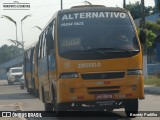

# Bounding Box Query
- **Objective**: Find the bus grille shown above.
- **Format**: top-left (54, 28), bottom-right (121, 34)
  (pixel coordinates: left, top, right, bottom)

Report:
top-left (81, 72), bottom-right (125, 80)
top-left (87, 86), bottom-right (120, 94)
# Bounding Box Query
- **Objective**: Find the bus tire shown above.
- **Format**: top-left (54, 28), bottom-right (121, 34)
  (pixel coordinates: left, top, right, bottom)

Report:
top-left (31, 89), bottom-right (34, 95)
top-left (54, 103), bottom-right (67, 117)
top-left (27, 88), bottom-right (29, 92)
top-left (28, 88), bottom-right (32, 94)
top-left (28, 89), bottom-right (31, 94)
top-left (20, 85), bottom-right (24, 89)
top-left (35, 89), bottom-right (39, 97)
top-left (7, 80), bottom-right (11, 85)
top-left (44, 102), bottom-right (54, 111)
top-left (10, 81), bottom-right (13, 85)
top-left (42, 88), bottom-right (54, 111)
top-left (32, 78), bottom-right (36, 96)
top-left (25, 78), bottom-right (28, 89)
top-left (124, 99), bottom-right (138, 118)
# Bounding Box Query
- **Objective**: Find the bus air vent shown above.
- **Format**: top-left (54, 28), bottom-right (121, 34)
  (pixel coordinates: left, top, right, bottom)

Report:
top-left (81, 72), bottom-right (125, 80)
top-left (87, 86), bottom-right (120, 94)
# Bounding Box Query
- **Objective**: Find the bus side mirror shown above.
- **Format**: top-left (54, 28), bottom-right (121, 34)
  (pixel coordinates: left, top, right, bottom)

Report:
top-left (139, 30), bottom-right (146, 44)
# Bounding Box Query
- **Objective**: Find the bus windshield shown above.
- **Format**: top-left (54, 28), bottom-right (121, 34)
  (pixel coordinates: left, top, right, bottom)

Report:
top-left (58, 12), bottom-right (139, 60)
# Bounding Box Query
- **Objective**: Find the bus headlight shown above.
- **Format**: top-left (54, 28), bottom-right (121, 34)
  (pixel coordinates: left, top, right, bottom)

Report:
top-left (60, 72), bottom-right (79, 79)
top-left (127, 69), bottom-right (142, 75)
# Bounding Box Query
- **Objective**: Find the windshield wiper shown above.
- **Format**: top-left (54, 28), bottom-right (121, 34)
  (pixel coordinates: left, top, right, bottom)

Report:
top-left (61, 49), bottom-right (107, 55)
top-left (61, 49), bottom-right (84, 54)
top-left (87, 47), bottom-right (132, 53)
top-left (84, 49), bottom-right (109, 55)
top-left (60, 47), bottom-right (134, 55)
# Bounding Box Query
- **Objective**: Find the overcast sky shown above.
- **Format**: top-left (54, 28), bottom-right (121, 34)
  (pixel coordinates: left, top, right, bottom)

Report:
top-left (0, 0), bottom-right (155, 48)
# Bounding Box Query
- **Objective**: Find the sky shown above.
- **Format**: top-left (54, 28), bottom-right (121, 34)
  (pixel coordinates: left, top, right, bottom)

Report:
top-left (0, 0), bottom-right (155, 48)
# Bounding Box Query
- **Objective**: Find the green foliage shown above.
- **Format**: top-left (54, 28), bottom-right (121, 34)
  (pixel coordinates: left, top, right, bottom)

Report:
top-left (137, 20), bottom-right (160, 48)
top-left (146, 21), bottom-right (160, 31)
top-left (0, 45), bottom-right (23, 65)
top-left (137, 26), bottom-right (156, 48)
top-left (136, 27), bottom-right (155, 48)
top-left (126, 0), bottom-right (159, 49)
top-left (156, 19), bottom-right (160, 25)
top-left (145, 21), bottom-right (160, 48)
top-left (145, 30), bottom-right (156, 48)
top-left (126, 1), bottom-right (152, 19)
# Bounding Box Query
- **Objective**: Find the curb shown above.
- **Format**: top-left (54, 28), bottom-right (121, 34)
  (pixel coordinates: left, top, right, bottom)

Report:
top-left (144, 85), bottom-right (160, 95)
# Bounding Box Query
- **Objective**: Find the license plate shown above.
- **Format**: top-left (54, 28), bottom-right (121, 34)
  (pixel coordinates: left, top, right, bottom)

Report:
top-left (96, 94), bottom-right (112, 100)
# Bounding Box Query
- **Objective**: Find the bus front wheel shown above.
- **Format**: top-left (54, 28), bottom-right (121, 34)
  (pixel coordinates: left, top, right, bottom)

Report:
top-left (124, 99), bottom-right (138, 118)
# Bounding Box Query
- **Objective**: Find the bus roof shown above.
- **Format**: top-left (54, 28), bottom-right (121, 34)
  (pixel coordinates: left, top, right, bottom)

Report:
top-left (58, 5), bottom-right (128, 14)
top-left (24, 41), bottom-right (37, 51)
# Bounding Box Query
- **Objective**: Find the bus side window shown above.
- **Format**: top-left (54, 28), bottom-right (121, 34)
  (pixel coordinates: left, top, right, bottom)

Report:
top-left (46, 20), bottom-right (56, 70)
top-left (38, 35), bottom-right (43, 60)
top-left (42, 31), bottom-right (47, 57)
top-left (35, 44), bottom-right (39, 65)
top-left (52, 20), bottom-right (55, 49)
top-left (46, 20), bottom-right (54, 51)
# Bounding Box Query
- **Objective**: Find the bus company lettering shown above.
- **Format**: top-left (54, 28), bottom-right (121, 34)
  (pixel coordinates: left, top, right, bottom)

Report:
top-left (62, 12), bottom-right (126, 21)
top-left (78, 62), bottom-right (101, 68)
top-left (61, 21), bottom-right (84, 27)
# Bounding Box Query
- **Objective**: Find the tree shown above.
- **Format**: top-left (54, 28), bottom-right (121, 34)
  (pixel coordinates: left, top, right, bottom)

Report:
top-left (137, 21), bottom-right (157, 48)
top-left (0, 45), bottom-right (23, 65)
top-left (145, 29), bottom-right (156, 48)
top-left (126, 2), bottom-right (152, 19)
top-left (145, 21), bottom-right (160, 31)
top-left (156, 19), bottom-right (160, 26)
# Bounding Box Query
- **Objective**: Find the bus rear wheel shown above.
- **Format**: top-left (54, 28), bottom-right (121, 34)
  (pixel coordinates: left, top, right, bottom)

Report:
top-left (124, 99), bottom-right (138, 118)
top-left (20, 85), bottom-right (24, 89)
top-left (54, 103), bottom-right (68, 117)
top-left (7, 80), bottom-right (11, 85)
top-left (42, 89), bottom-right (54, 111)
top-left (44, 102), bottom-right (54, 111)
top-left (34, 89), bottom-right (39, 97)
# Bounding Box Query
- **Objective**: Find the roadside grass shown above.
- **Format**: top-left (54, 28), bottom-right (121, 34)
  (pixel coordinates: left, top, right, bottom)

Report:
top-left (144, 75), bottom-right (160, 86)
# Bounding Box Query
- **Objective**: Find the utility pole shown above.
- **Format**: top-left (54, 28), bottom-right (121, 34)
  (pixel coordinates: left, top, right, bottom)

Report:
top-left (141, 0), bottom-right (145, 30)
top-left (61, 0), bottom-right (63, 10)
top-left (123, 0), bottom-right (126, 8)
top-left (141, 0), bottom-right (148, 78)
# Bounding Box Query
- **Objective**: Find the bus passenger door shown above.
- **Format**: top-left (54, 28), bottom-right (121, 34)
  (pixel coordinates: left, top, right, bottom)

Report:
top-left (46, 20), bottom-right (56, 101)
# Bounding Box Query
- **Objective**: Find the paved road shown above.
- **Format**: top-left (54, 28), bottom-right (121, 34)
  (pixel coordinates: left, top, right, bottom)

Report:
top-left (0, 80), bottom-right (159, 120)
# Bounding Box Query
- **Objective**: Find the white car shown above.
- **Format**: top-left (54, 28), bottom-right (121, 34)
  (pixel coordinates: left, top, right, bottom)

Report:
top-left (7, 67), bottom-right (23, 85)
